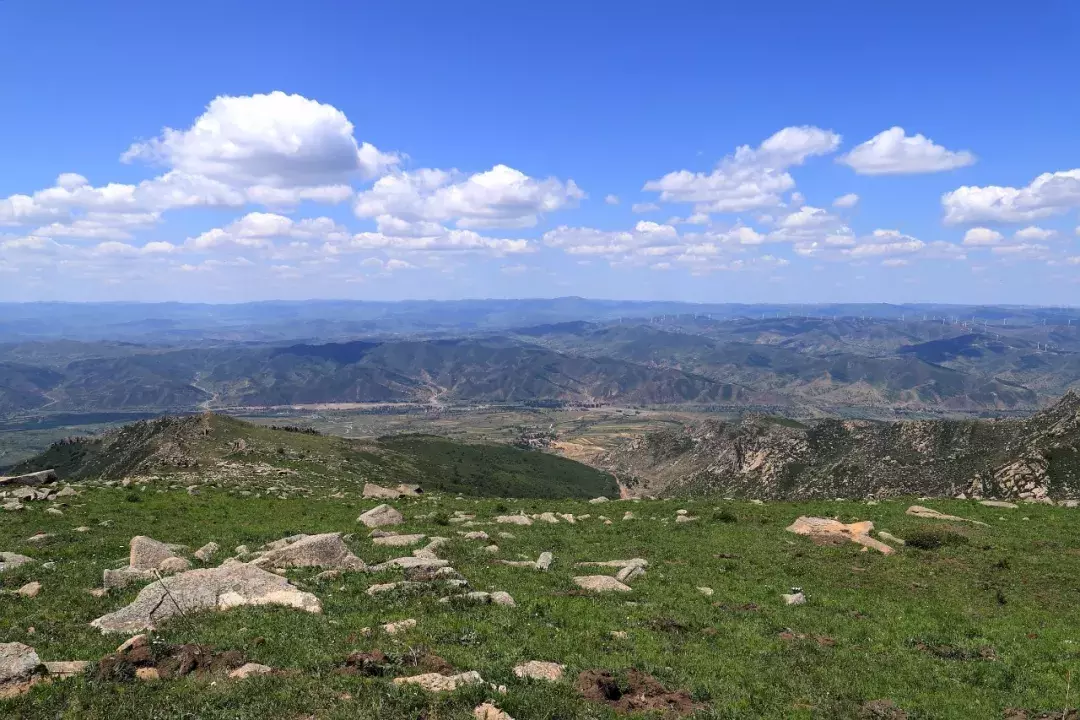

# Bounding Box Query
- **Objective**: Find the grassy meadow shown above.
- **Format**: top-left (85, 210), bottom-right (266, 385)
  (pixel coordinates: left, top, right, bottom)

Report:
top-left (1, 487), bottom-right (1079, 719)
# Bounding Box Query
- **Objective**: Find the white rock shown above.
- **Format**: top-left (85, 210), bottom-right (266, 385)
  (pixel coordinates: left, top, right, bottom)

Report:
top-left (358, 504), bottom-right (404, 528)
top-left (573, 576), bottom-right (631, 593)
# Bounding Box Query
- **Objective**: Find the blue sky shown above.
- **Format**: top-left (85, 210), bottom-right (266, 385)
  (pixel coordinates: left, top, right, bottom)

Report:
top-left (1, 1), bottom-right (1078, 304)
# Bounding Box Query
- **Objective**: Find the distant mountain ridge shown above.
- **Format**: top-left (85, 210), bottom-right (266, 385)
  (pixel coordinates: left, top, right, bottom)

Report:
top-left (601, 391), bottom-right (1080, 500)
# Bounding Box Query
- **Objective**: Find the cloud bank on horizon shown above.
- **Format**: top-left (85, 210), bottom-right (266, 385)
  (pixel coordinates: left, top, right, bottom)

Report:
top-left (1, 91), bottom-right (1078, 302)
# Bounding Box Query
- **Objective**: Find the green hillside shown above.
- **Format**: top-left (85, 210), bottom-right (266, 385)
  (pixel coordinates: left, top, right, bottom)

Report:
top-left (12, 413), bottom-right (618, 499)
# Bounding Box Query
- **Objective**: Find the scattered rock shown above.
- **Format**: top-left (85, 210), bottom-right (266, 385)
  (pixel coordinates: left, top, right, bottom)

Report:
top-left (697, 587), bottom-right (714, 596)
top-left (117, 634), bottom-right (148, 654)
top-left (136, 667), bottom-right (160, 681)
top-left (483, 544), bottom-right (499, 554)
top-left (782, 589), bottom-right (806, 606)
top-left (373, 533), bottom-right (426, 547)
top-left (193, 542), bottom-right (220, 562)
top-left (16, 582), bottom-right (41, 598)
top-left (363, 483), bottom-right (401, 499)
top-left (45, 507), bottom-right (63, 516)
top-left (537, 512), bottom-right (559, 524)
top-left (229, 662), bottom-right (272, 679)
top-left (513, 660), bottom-right (564, 682)
top-left (588, 497), bottom-right (609, 504)
top-left (495, 515), bottom-right (533, 526)
top-left (0, 470), bottom-right (57, 487)
top-left (44, 661), bottom-right (89, 678)
top-left (393, 670), bottom-right (483, 692)
top-left (623, 511), bottom-right (635, 520)
top-left (0, 553), bottom-right (33, 573)
top-left (252, 533), bottom-right (366, 571)
top-left (461, 531), bottom-right (490, 541)
top-left (370, 556), bottom-right (450, 572)
top-left (130, 536), bottom-right (183, 571)
top-left (383, 619), bottom-right (417, 634)
top-left (877, 531), bottom-right (906, 546)
top-left (979, 500), bottom-right (1019, 509)
top-left (859, 698), bottom-right (909, 719)
top-left (615, 565), bottom-right (645, 583)
top-left (906, 505), bottom-right (987, 525)
top-left (675, 515), bottom-right (696, 523)
top-left (573, 576), bottom-right (632, 593)
top-left (786, 516), bottom-right (895, 554)
top-left (474, 703), bottom-right (515, 720)
top-left (610, 631), bottom-right (628, 640)
top-left (90, 561), bottom-right (321, 633)
top-left (158, 557), bottom-right (192, 574)
top-left (234, 545), bottom-right (250, 557)
top-left (103, 567), bottom-right (157, 590)
top-left (535, 552), bottom-right (553, 571)
top-left (491, 591), bottom-right (516, 606)
top-left (358, 504), bottom-right (404, 528)
top-left (575, 558), bottom-right (648, 569)
top-left (0, 643), bottom-right (41, 686)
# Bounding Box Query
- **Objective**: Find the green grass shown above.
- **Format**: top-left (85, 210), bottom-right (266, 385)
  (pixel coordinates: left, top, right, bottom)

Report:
top-left (1, 488), bottom-right (1079, 718)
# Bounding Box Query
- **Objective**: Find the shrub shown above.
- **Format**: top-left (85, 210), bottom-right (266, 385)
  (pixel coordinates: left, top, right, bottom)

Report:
top-left (712, 509), bottom-right (738, 524)
top-left (432, 511), bottom-right (451, 526)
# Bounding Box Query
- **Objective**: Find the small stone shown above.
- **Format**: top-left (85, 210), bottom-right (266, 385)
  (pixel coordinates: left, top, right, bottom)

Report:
top-left (45, 507), bottom-right (63, 516)
top-left (588, 496), bottom-right (609, 504)
top-left (513, 660), bottom-right (564, 682)
top-left (158, 557), bottom-right (191, 574)
top-left (877, 531), bottom-right (906, 546)
top-left (490, 591), bottom-right (515, 606)
top-left (676, 509), bottom-right (688, 515)
top-left (383, 618), bottom-right (417, 635)
top-left (610, 630), bottom-right (628, 640)
top-left (573, 576), bottom-right (631, 593)
top-left (89, 588), bottom-right (108, 598)
top-left (474, 703), bottom-right (515, 720)
top-left (393, 670), bottom-right (484, 693)
top-left (44, 661), bottom-right (89, 678)
top-left (116, 634), bottom-right (149, 654)
top-left (697, 586), bottom-right (714, 596)
top-left (783, 590), bottom-right (806, 606)
top-left (979, 500), bottom-right (1019, 509)
top-left (358, 504), bottom-right (404, 528)
top-left (615, 565), bottom-right (645, 583)
top-left (229, 662), bottom-right (272, 679)
top-left (0, 642), bottom-right (41, 685)
top-left (193, 542), bottom-right (220, 562)
top-left (373, 533), bottom-right (426, 547)
top-left (135, 667), bottom-right (160, 681)
top-left (622, 511), bottom-right (635, 520)
top-left (535, 552), bottom-right (553, 571)
top-left (461, 531), bottom-right (490, 541)
top-left (495, 515), bottom-right (532, 526)
top-left (16, 582), bottom-right (41, 598)
top-left (483, 544), bottom-right (499, 554)
top-left (537, 512), bottom-right (559, 524)
top-left (234, 545), bottom-right (250, 556)
top-left (0, 553), bottom-right (34, 573)
top-left (675, 515), bottom-right (696, 523)
top-left (74, 526), bottom-right (90, 533)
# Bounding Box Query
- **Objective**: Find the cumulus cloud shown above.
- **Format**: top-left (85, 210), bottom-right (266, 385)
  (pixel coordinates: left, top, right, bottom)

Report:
top-left (122, 91), bottom-right (398, 187)
top-left (353, 164), bottom-right (583, 230)
top-left (187, 212), bottom-right (351, 250)
top-left (631, 202), bottom-right (660, 213)
top-left (839, 127), bottom-right (975, 175)
top-left (643, 126), bottom-right (840, 214)
top-left (1014, 226), bottom-right (1054, 241)
top-left (604, 194), bottom-right (620, 205)
top-left (962, 227), bottom-right (1004, 246)
top-left (832, 193), bottom-right (859, 208)
top-left (338, 228), bottom-right (530, 255)
top-left (942, 169), bottom-right (1080, 224)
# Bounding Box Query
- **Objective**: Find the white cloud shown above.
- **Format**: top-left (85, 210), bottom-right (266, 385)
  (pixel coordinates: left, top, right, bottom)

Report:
top-left (354, 164), bottom-right (583, 230)
top-left (942, 169), bottom-right (1080, 224)
top-left (385, 258), bottom-right (414, 271)
top-left (340, 228), bottom-right (530, 255)
top-left (832, 193), bottom-right (859, 208)
top-left (34, 212), bottom-right (161, 241)
top-left (631, 202), bottom-right (660, 213)
top-left (962, 227), bottom-right (1004, 246)
top-left (122, 91), bottom-right (398, 187)
top-left (604, 194), bottom-right (620, 205)
top-left (500, 264), bottom-right (528, 275)
top-left (92, 240), bottom-right (178, 256)
top-left (188, 212), bottom-right (350, 250)
top-left (990, 243), bottom-right (1050, 259)
top-left (882, 258), bottom-right (909, 267)
top-left (643, 126), bottom-right (840, 213)
top-left (1014, 226), bottom-right (1054, 242)
top-left (839, 127), bottom-right (975, 175)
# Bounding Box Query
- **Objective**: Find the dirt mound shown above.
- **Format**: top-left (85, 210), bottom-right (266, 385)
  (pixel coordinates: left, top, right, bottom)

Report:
top-left (95, 642), bottom-right (244, 682)
top-left (338, 650), bottom-right (390, 677)
top-left (859, 699), bottom-right (908, 719)
top-left (337, 648), bottom-right (452, 678)
top-left (576, 669), bottom-right (700, 716)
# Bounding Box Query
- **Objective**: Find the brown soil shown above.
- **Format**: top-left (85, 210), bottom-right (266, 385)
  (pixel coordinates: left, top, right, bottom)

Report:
top-left (859, 699), bottom-right (909, 719)
top-left (778, 631), bottom-right (836, 647)
top-left (399, 648), bottom-right (453, 675)
top-left (95, 642), bottom-right (244, 682)
top-left (338, 650), bottom-right (390, 677)
top-left (576, 669), bottom-right (701, 717)
top-left (912, 641), bottom-right (997, 661)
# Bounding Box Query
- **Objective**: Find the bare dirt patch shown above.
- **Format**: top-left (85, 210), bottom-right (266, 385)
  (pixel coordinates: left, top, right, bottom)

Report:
top-left (576, 669), bottom-right (701, 716)
top-left (95, 643), bottom-right (245, 682)
top-left (859, 699), bottom-right (909, 719)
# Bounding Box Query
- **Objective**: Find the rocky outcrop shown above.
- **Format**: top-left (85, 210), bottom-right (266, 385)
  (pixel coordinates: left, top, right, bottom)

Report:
top-left (249, 533), bottom-right (365, 571)
top-left (90, 560), bottom-right (321, 633)
top-left (358, 504), bottom-right (403, 528)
